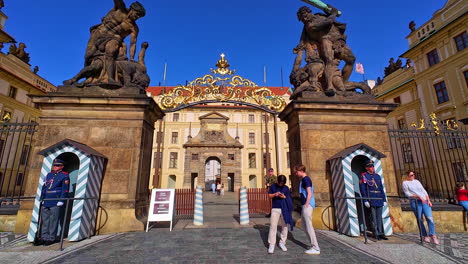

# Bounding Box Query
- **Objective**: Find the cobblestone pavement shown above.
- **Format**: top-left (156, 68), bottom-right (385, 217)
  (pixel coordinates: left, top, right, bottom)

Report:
top-left (45, 227), bottom-right (386, 264)
top-left (394, 232), bottom-right (468, 263)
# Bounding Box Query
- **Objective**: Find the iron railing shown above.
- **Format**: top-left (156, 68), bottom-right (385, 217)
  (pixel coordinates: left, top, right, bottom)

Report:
top-left (388, 124), bottom-right (468, 202)
top-left (0, 122), bottom-right (38, 207)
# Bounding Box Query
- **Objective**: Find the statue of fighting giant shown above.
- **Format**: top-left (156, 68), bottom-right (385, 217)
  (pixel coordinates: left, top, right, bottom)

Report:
top-left (291, 1), bottom-right (371, 99)
top-left (63, 0), bottom-right (150, 93)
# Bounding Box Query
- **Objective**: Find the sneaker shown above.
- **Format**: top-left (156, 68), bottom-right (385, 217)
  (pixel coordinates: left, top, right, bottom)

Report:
top-left (423, 236), bottom-right (431, 243)
top-left (268, 244), bottom-right (275, 254)
top-left (278, 242), bottom-right (287, 252)
top-left (431, 235), bottom-right (439, 245)
top-left (305, 248), bottom-right (320, 255)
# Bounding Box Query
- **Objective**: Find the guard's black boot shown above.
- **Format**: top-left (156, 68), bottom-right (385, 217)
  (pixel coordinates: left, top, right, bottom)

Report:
top-left (380, 235), bottom-right (388, 240)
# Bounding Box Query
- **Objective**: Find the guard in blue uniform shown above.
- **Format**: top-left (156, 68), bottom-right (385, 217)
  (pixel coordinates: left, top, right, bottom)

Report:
top-left (38, 159), bottom-right (70, 246)
top-left (359, 160), bottom-right (388, 240)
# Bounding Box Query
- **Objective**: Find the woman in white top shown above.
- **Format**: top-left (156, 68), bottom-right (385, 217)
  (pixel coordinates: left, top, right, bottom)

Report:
top-left (402, 170), bottom-right (439, 245)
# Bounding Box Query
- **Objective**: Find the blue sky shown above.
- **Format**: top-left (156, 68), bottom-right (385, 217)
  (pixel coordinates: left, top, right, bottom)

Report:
top-left (3, 0), bottom-right (445, 87)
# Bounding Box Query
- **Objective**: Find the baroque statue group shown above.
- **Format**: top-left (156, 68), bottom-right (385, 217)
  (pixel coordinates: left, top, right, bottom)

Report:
top-left (58, 0), bottom-right (372, 100)
top-left (290, 4), bottom-right (371, 99)
top-left (61, 0), bottom-right (150, 94)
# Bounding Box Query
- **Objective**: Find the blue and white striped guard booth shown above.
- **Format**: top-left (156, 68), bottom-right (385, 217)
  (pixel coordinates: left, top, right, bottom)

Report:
top-left (327, 143), bottom-right (393, 237)
top-left (27, 139), bottom-right (107, 242)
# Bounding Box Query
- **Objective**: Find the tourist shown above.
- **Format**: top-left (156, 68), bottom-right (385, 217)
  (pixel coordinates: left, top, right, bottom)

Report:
top-left (294, 165), bottom-right (320, 255)
top-left (216, 182), bottom-right (222, 196)
top-left (265, 168), bottom-right (277, 218)
top-left (211, 182), bottom-right (216, 194)
top-left (359, 160), bottom-right (388, 240)
top-left (220, 183), bottom-right (225, 196)
top-left (267, 175), bottom-right (294, 254)
top-left (456, 183), bottom-right (468, 215)
top-left (402, 170), bottom-right (439, 245)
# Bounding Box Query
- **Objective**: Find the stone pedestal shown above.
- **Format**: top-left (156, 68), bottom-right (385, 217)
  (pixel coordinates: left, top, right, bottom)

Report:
top-left (279, 98), bottom-right (401, 230)
top-left (15, 94), bottom-right (163, 234)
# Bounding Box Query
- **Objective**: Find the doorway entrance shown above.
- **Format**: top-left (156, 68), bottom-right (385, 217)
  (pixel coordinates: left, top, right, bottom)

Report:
top-left (351, 155), bottom-right (370, 233)
top-left (205, 157), bottom-right (221, 191)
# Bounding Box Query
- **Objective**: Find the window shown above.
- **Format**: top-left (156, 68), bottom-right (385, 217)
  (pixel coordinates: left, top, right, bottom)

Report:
top-left (401, 143), bottom-right (413, 163)
top-left (397, 118), bottom-right (407, 130)
top-left (248, 114), bottom-right (255, 123)
top-left (393, 96), bottom-right (401, 104)
top-left (173, 113), bottom-right (179, 122)
top-left (287, 152), bottom-right (290, 168)
top-left (192, 153), bottom-right (199, 161)
top-left (464, 70), bottom-right (468, 87)
top-left (452, 162), bottom-right (467, 182)
top-left (171, 132), bottom-right (178, 144)
top-left (426, 49), bottom-right (439, 66)
top-left (454, 31), bottom-right (467, 52)
top-left (263, 153), bottom-right (268, 168)
top-left (248, 153), bottom-right (256, 168)
top-left (228, 154), bottom-right (234, 160)
top-left (20, 145), bottom-right (29, 165)
top-left (434, 81), bottom-right (449, 104)
top-left (8, 86), bottom-right (17, 99)
top-left (0, 139), bottom-right (5, 155)
top-left (169, 152), bottom-right (178, 168)
top-left (153, 152), bottom-right (162, 168)
top-left (15, 173), bottom-right (24, 186)
top-left (249, 133), bottom-right (255, 144)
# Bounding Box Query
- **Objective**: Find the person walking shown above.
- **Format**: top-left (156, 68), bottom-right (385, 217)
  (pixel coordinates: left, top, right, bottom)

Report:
top-left (267, 175), bottom-right (294, 254)
top-left (294, 165), bottom-right (320, 255)
top-left (402, 170), bottom-right (439, 245)
top-left (211, 182), bottom-right (216, 194)
top-left (359, 160), bottom-right (388, 240)
top-left (216, 182), bottom-right (222, 196)
top-left (220, 183), bottom-right (225, 196)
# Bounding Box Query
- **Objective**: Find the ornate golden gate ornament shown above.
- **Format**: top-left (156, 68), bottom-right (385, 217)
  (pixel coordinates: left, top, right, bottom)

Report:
top-left (410, 112), bottom-right (459, 135)
top-left (154, 54), bottom-right (287, 113)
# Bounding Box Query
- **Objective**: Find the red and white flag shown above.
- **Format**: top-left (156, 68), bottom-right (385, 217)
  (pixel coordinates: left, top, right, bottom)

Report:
top-left (355, 63), bottom-right (365, 74)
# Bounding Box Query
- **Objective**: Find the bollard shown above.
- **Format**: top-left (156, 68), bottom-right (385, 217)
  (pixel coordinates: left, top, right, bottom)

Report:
top-left (193, 186), bottom-right (204, 226)
top-left (239, 186), bottom-right (250, 225)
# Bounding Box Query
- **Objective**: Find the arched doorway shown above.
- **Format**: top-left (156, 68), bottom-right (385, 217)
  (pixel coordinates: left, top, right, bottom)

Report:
top-left (351, 155), bottom-right (371, 233)
top-left (205, 157), bottom-right (221, 191)
top-left (54, 152), bottom-right (80, 238)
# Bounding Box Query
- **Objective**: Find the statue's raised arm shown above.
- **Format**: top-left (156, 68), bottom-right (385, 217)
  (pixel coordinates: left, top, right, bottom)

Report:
top-left (300, 0), bottom-right (341, 16)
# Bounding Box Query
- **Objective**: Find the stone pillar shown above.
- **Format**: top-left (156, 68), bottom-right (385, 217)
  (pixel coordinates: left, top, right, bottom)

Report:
top-left (279, 99), bottom-right (401, 230)
top-left (15, 94), bottom-right (163, 234)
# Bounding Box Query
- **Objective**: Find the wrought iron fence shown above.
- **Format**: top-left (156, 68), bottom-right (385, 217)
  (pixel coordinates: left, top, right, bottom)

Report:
top-left (0, 122), bottom-right (38, 207)
top-left (246, 188), bottom-right (271, 214)
top-left (388, 121), bottom-right (468, 202)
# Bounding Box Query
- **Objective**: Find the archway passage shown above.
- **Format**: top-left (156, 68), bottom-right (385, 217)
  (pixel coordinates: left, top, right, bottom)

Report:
top-left (205, 157), bottom-right (221, 191)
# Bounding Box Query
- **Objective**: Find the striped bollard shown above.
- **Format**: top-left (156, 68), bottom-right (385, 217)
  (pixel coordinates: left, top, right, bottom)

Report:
top-left (193, 186), bottom-right (204, 226)
top-left (239, 186), bottom-right (250, 225)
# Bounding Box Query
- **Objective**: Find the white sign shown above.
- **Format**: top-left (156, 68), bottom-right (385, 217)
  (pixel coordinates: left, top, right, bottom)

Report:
top-left (146, 188), bottom-right (175, 232)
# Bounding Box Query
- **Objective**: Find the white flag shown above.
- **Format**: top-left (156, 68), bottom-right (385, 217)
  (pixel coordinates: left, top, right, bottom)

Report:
top-left (355, 63), bottom-right (364, 74)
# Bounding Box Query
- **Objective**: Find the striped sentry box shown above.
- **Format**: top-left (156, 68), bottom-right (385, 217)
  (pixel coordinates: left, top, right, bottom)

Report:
top-left (27, 141), bottom-right (106, 242)
top-left (193, 186), bottom-right (204, 226)
top-left (239, 186), bottom-right (249, 225)
top-left (342, 149), bottom-right (393, 236)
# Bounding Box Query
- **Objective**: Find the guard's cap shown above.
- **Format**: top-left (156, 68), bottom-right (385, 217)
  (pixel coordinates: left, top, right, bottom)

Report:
top-left (365, 160), bottom-right (374, 167)
top-left (268, 168), bottom-right (274, 171)
top-left (53, 159), bottom-right (64, 166)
